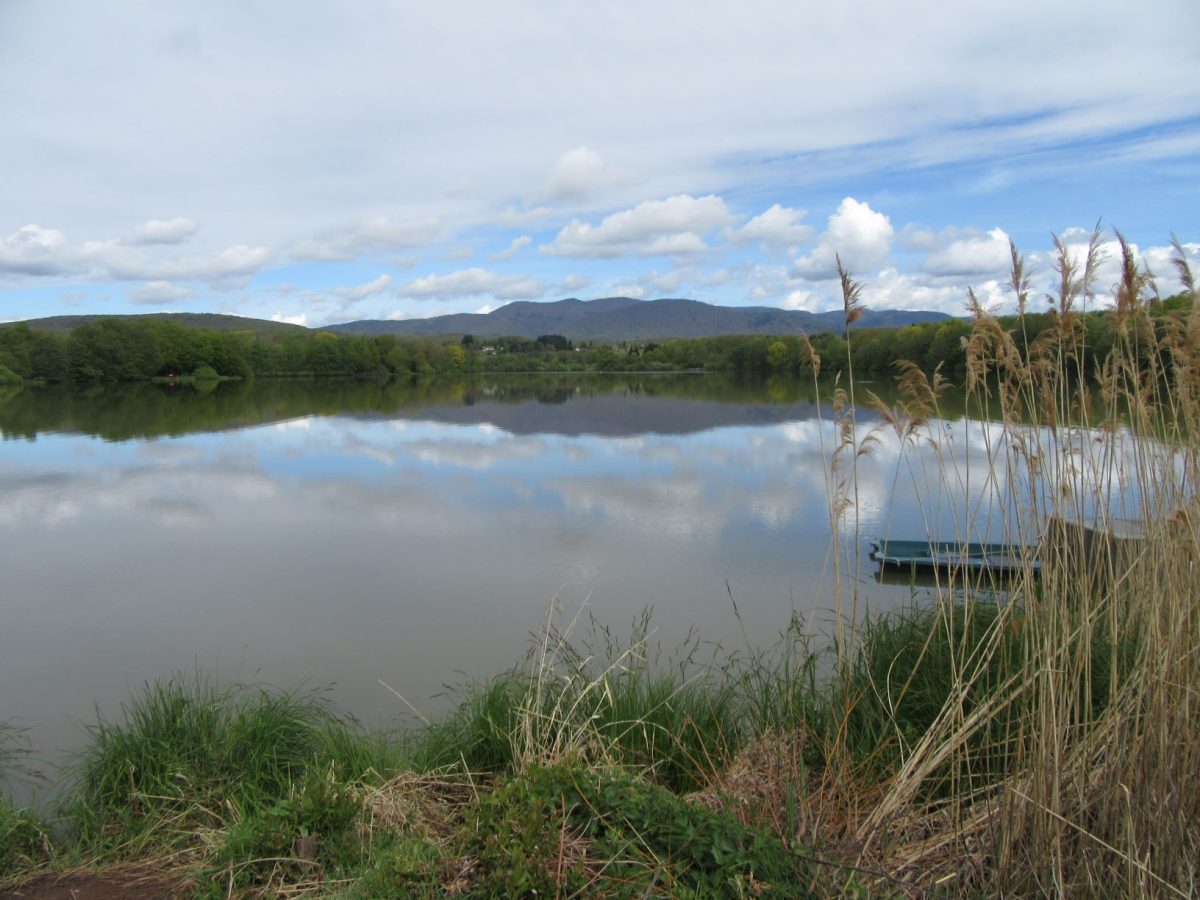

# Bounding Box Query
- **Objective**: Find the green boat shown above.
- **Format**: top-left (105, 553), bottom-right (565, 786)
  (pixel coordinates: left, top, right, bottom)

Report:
top-left (869, 538), bottom-right (1040, 574)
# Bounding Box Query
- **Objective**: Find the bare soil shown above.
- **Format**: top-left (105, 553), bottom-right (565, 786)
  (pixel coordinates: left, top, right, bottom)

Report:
top-left (0, 871), bottom-right (189, 900)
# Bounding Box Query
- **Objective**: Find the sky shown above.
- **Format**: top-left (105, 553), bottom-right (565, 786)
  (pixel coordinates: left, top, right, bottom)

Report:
top-left (1, 1), bottom-right (1198, 328)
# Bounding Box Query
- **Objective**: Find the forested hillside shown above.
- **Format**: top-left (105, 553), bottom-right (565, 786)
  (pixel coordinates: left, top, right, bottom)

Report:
top-left (0, 294), bottom-right (1191, 385)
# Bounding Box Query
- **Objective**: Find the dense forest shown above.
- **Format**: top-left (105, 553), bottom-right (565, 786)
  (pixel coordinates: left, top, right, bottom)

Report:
top-left (0, 293), bottom-right (1191, 386)
top-left (0, 318), bottom-right (474, 383)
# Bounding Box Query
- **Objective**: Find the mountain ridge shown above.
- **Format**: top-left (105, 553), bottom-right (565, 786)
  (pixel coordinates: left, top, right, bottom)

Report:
top-left (6, 297), bottom-right (952, 341)
top-left (327, 296), bottom-right (951, 341)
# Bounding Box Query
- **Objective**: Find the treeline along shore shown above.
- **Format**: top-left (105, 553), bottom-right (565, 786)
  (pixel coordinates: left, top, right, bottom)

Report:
top-left (0, 289), bottom-right (1194, 386)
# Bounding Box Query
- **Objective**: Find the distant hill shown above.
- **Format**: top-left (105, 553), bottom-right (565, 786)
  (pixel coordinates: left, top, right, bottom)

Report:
top-left (327, 297), bottom-right (951, 341)
top-left (7, 299), bottom-right (952, 343)
top-left (13, 312), bottom-right (309, 336)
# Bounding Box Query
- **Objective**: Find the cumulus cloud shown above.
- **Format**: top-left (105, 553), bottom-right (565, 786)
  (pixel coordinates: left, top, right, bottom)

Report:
top-left (1025, 230), bottom-right (1200, 309)
top-left (792, 198), bottom-right (894, 279)
top-left (272, 311), bottom-right (309, 327)
top-left (127, 217), bottom-right (200, 245)
top-left (640, 269), bottom-right (684, 295)
top-left (731, 204), bottom-right (813, 248)
top-left (94, 243), bottom-right (271, 281)
top-left (541, 147), bottom-right (622, 203)
top-left (336, 273), bottom-right (392, 302)
top-left (921, 227), bottom-right (1012, 277)
top-left (497, 206), bottom-right (552, 228)
top-left (603, 283), bottom-right (646, 299)
top-left (0, 225), bottom-right (69, 276)
top-left (1143, 240), bottom-right (1200, 295)
top-left (489, 235), bottom-right (531, 261)
top-left (542, 194), bottom-right (734, 258)
top-left (292, 217), bottom-right (441, 262)
top-left (561, 273), bottom-right (590, 293)
top-left (129, 281), bottom-right (196, 305)
top-left (399, 267), bottom-right (543, 301)
top-left (863, 267), bottom-right (1005, 314)
top-left (0, 223), bottom-right (269, 282)
top-left (780, 290), bottom-right (817, 311)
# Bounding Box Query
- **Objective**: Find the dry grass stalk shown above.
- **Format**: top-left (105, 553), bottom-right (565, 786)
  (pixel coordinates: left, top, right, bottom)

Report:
top-left (356, 770), bottom-right (474, 847)
top-left (822, 231), bottom-right (1199, 895)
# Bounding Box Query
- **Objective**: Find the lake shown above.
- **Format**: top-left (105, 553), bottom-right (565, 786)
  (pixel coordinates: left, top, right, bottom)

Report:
top-left (0, 374), bottom-right (1050, 791)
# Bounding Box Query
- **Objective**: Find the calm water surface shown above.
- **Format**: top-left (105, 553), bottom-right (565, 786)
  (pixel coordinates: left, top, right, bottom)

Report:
top-left (0, 375), bottom-right (1045, 787)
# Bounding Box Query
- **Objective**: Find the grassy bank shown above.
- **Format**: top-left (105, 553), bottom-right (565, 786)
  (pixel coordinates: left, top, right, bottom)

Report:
top-left (0, 589), bottom-right (1173, 897)
top-left (2, 233), bottom-right (1197, 897)
top-left (0, 603), bottom-right (1033, 897)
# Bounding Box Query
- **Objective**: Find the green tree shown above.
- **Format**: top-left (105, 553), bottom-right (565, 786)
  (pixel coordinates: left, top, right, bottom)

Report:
top-left (766, 340), bottom-right (793, 370)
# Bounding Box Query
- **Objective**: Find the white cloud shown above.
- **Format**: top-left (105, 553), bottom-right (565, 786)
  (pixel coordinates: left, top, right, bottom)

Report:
top-left (271, 311), bottom-right (309, 327)
top-left (336, 273), bottom-right (392, 302)
top-left (862, 267), bottom-right (1004, 314)
top-left (792, 198), bottom-right (894, 279)
top-left (127, 217), bottom-right (199, 245)
top-left (561, 273), bottom-right (590, 293)
top-left (292, 217), bottom-right (440, 262)
top-left (400, 267), bottom-right (543, 301)
top-left (0, 225), bottom-right (69, 276)
top-left (497, 206), bottom-right (552, 228)
top-left (541, 147), bottom-right (622, 203)
top-left (1028, 231), bottom-right (1200, 308)
top-left (780, 290), bottom-right (817, 311)
top-left (0, 223), bottom-right (269, 282)
top-left (602, 283), bottom-right (646, 299)
top-left (732, 204), bottom-right (813, 248)
top-left (644, 271), bottom-right (681, 295)
top-left (129, 281), bottom-right (196, 305)
top-left (922, 227), bottom-right (1012, 277)
top-left (489, 235), bottom-right (531, 261)
top-left (87, 242), bottom-right (271, 281)
top-left (1143, 240), bottom-right (1200, 296)
top-left (541, 194), bottom-right (734, 258)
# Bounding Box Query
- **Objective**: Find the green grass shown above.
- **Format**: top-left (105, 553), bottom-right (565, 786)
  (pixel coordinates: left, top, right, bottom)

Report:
top-left (0, 587), bottom-right (1174, 895)
top-left (467, 762), bottom-right (825, 897)
top-left (0, 723), bottom-right (53, 877)
top-left (66, 676), bottom-right (390, 859)
top-left (0, 796), bottom-right (52, 877)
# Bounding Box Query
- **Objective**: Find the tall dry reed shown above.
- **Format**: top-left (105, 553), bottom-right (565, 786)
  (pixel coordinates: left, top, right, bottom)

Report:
top-left (823, 233), bottom-right (1199, 895)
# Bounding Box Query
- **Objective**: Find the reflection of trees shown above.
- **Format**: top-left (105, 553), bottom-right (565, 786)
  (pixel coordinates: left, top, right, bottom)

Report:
top-left (0, 374), bottom-right (990, 443)
top-left (534, 386), bottom-right (572, 405)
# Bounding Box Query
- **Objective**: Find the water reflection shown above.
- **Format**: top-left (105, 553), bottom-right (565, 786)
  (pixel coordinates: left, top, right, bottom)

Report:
top-left (0, 375), bottom-right (834, 442)
top-left (0, 375), bottom-right (1162, 797)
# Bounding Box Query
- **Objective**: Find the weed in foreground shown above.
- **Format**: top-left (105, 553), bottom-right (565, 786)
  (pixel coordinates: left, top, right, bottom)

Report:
top-left (0, 797), bottom-right (53, 878)
top-left (468, 762), bottom-right (829, 898)
top-left (0, 723), bottom-right (54, 877)
top-left (64, 673), bottom-right (403, 891)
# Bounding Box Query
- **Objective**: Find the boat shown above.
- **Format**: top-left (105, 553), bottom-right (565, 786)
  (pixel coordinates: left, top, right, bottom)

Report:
top-left (869, 538), bottom-right (1040, 575)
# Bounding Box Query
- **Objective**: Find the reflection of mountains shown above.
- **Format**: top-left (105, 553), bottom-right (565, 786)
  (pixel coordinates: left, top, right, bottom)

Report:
top-left (0, 375), bottom-right (833, 441)
top-left (389, 395), bottom-right (822, 436)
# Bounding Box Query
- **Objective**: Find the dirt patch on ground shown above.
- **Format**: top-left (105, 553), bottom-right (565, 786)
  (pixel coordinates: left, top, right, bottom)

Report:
top-left (0, 871), bottom-right (189, 900)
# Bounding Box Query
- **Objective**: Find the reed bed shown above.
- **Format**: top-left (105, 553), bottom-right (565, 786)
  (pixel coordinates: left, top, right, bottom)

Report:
top-left (814, 231), bottom-right (1200, 896)
top-left (1, 231), bottom-right (1196, 896)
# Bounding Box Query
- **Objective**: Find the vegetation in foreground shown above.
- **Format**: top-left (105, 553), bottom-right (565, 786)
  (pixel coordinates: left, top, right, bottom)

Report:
top-left (2, 231), bottom-right (1197, 897)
